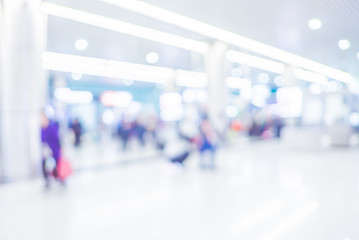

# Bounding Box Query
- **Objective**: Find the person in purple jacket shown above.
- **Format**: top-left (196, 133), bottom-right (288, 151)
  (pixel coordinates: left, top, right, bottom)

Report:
top-left (41, 112), bottom-right (62, 187)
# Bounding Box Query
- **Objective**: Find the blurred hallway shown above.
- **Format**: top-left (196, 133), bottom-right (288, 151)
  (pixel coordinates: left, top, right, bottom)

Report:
top-left (1, 1), bottom-right (359, 239)
top-left (1, 141), bottom-right (359, 240)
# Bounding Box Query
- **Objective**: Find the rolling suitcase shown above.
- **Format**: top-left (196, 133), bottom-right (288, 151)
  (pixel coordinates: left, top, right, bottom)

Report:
top-left (170, 151), bottom-right (190, 164)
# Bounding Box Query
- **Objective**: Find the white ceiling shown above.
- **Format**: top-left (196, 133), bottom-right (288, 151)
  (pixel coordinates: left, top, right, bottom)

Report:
top-left (46, 0), bottom-right (359, 78)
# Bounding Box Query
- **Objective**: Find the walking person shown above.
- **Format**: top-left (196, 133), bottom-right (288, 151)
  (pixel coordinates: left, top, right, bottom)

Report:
top-left (198, 119), bottom-right (218, 169)
top-left (40, 111), bottom-right (63, 188)
top-left (70, 118), bottom-right (83, 147)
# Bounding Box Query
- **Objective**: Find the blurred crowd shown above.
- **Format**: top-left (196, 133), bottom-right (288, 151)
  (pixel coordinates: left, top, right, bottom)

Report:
top-left (40, 105), bottom-right (287, 188)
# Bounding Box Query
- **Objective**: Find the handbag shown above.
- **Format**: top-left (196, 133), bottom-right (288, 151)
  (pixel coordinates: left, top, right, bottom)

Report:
top-left (57, 156), bottom-right (73, 180)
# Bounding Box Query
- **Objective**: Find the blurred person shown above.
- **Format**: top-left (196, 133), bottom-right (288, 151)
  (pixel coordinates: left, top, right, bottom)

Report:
top-left (273, 116), bottom-right (285, 138)
top-left (216, 113), bottom-right (229, 144)
top-left (70, 118), bottom-right (83, 147)
top-left (198, 119), bottom-right (218, 169)
top-left (146, 114), bottom-right (159, 144)
top-left (261, 116), bottom-right (273, 139)
top-left (134, 118), bottom-right (146, 146)
top-left (95, 119), bottom-right (106, 142)
top-left (154, 120), bottom-right (166, 150)
top-left (117, 119), bottom-right (132, 151)
top-left (248, 119), bottom-right (263, 138)
top-left (40, 111), bottom-right (62, 188)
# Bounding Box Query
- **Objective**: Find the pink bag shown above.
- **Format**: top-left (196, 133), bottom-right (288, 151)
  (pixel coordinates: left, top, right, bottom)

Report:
top-left (57, 157), bottom-right (73, 180)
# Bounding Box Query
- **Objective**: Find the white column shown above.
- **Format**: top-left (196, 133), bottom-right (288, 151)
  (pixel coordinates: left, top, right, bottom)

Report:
top-left (282, 65), bottom-right (302, 126)
top-left (204, 41), bottom-right (229, 130)
top-left (0, 0), bottom-right (5, 180)
top-left (0, 0), bottom-right (47, 181)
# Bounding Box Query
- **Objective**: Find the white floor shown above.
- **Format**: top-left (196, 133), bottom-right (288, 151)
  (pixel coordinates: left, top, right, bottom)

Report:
top-left (62, 132), bottom-right (161, 170)
top-left (1, 140), bottom-right (359, 240)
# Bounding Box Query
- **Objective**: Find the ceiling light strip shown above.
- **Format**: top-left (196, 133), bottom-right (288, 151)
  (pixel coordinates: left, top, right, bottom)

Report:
top-left (294, 68), bottom-right (328, 85)
top-left (42, 51), bottom-right (208, 87)
top-left (42, 51), bottom-right (173, 83)
top-left (225, 50), bottom-right (285, 74)
top-left (42, 2), bottom-right (208, 54)
top-left (101, 0), bottom-right (353, 83)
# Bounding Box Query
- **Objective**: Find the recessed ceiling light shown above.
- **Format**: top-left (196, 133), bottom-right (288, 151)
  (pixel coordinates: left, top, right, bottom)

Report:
top-left (146, 52), bottom-right (159, 64)
top-left (308, 19), bottom-right (322, 30)
top-left (230, 68), bottom-right (243, 78)
top-left (274, 76), bottom-right (285, 87)
top-left (338, 39), bottom-right (350, 50)
top-left (325, 81), bottom-right (342, 92)
top-left (71, 72), bottom-right (82, 80)
top-left (75, 39), bottom-right (88, 51)
top-left (123, 79), bottom-right (134, 86)
top-left (357, 52), bottom-right (359, 60)
top-left (258, 73), bottom-right (270, 84)
top-left (309, 84), bottom-right (322, 95)
top-left (156, 82), bottom-right (167, 89)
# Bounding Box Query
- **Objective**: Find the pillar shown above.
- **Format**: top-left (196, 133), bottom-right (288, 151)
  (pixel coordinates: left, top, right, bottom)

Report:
top-left (204, 41), bottom-right (229, 131)
top-left (0, 0), bottom-right (47, 181)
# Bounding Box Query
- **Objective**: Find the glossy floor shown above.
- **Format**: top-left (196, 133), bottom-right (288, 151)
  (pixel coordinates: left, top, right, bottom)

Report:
top-left (1, 140), bottom-right (359, 240)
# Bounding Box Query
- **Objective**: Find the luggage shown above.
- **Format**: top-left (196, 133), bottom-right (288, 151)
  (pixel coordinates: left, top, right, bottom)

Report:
top-left (156, 141), bottom-right (165, 150)
top-left (57, 156), bottom-right (73, 181)
top-left (170, 151), bottom-right (190, 164)
top-left (164, 132), bottom-right (192, 165)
